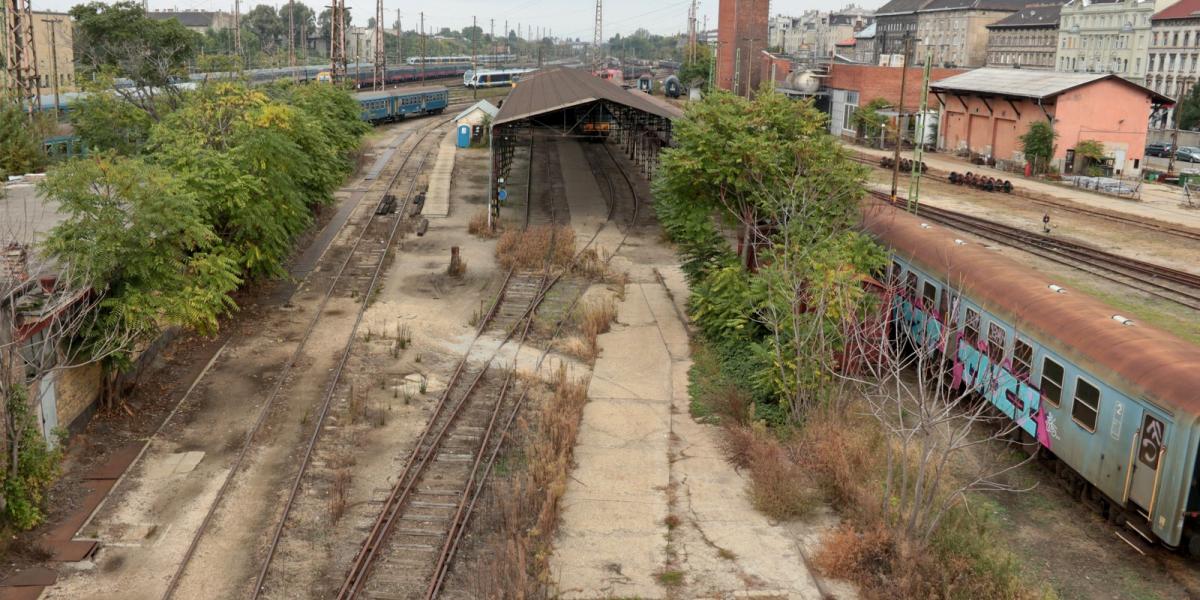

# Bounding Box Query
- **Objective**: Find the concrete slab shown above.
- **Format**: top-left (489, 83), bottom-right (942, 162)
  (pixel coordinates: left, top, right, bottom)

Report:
top-left (614, 282), bottom-right (657, 327)
top-left (641, 283), bottom-right (690, 359)
top-left (574, 398), bottom-right (671, 450)
top-left (423, 130), bottom-right (456, 218)
top-left (587, 326), bottom-right (671, 401)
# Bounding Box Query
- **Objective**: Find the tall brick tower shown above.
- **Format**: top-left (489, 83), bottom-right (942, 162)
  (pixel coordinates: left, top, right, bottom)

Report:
top-left (716, 0), bottom-right (767, 96)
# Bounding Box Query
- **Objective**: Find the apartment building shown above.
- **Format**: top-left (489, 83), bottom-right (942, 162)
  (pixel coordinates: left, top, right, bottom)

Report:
top-left (986, 3), bottom-right (1065, 68)
top-left (1055, 0), bottom-right (1171, 84)
top-left (1147, 0), bottom-right (1200, 124)
top-left (916, 0), bottom-right (1028, 68)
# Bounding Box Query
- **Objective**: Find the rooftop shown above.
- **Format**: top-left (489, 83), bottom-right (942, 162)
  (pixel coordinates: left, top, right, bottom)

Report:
top-left (920, 0), bottom-right (1026, 12)
top-left (986, 2), bottom-right (1066, 27)
top-left (854, 22), bottom-right (877, 38)
top-left (875, 0), bottom-right (932, 16)
top-left (453, 100), bottom-right (499, 122)
top-left (493, 67), bottom-right (682, 127)
top-left (147, 10), bottom-right (227, 28)
top-left (1152, 0), bottom-right (1200, 20)
top-left (930, 67), bottom-right (1173, 103)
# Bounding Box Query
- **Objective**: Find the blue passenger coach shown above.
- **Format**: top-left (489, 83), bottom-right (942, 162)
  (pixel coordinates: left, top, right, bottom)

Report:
top-left (354, 87), bottom-right (449, 123)
top-left (865, 205), bottom-right (1200, 554)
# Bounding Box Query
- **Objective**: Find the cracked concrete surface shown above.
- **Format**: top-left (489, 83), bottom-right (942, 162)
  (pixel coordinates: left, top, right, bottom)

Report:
top-left (550, 270), bottom-right (827, 600)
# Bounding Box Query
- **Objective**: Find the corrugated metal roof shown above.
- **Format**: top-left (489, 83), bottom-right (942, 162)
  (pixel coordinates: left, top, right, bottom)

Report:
top-left (930, 68), bottom-right (1172, 103)
top-left (493, 67), bottom-right (682, 126)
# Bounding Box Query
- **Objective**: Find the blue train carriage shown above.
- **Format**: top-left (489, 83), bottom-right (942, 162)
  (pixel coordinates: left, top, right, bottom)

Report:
top-left (354, 86), bottom-right (449, 123)
top-left (864, 204), bottom-right (1200, 554)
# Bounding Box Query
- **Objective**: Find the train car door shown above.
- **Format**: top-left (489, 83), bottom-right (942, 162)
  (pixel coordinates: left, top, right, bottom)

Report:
top-left (1130, 411), bottom-right (1167, 512)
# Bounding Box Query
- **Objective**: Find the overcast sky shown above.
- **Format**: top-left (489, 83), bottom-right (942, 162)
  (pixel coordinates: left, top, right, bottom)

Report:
top-left (35, 0), bottom-right (885, 39)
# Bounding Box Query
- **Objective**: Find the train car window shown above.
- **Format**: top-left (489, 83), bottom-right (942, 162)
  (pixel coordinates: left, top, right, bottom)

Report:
top-left (964, 308), bottom-right (981, 346)
top-left (1041, 357), bottom-right (1063, 406)
top-left (921, 281), bottom-right (936, 310)
top-left (889, 261), bottom-right (902, 287)
top-left (1013, 338), bottom-right (1033, 378)
top-left (987, 322), bottom-right (1006, 362)
top-left (905, 273), bottom-right (918, 299)
top-left (1071, 378), bottom-right (1100, 432)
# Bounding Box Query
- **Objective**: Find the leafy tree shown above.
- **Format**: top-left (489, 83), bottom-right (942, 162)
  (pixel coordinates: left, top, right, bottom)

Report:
top-left (0, 102), bottom-right (46, 174)
top-left (1178, 84), bottom-right (1200, 130)
top-left (318, 7), bottom-right (351, 40)
top-left (69, 75), bottom-right (157, 155)
top-left (678, 45), bottom-right (713, 89)
top-left (70, 2), bottom-right (201, 116)
top-left (1018, 120), bottom-right (1057, 173)
top-left (655, 89), bottom-right (884, 416)
top-left (278, 2), bottom-right (316, 52)
top-left (1076, 139), bottom-right (1107, 176)
top-left (851, 97), bottom-right (890, 143)
top-left (245, 4), bottom-right (284, 53)
top-left (462, 25), bottom-right (483, 41)
top-left (42, 152), bottom-right (241, 354)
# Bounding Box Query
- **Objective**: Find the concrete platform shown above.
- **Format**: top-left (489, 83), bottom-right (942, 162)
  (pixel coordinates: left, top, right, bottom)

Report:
top-left (424, 130), bottom-right (456, 218)
top-left (551, 279), bottom-right (826, 599)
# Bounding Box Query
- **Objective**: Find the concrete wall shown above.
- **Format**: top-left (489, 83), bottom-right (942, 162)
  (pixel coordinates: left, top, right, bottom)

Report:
top-left (937, 78), bottom-right (1153, 174)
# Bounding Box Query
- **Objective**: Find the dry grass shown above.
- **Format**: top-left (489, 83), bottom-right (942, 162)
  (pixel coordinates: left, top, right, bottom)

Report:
top-left (719, 423), bottom-right (822, 521)
top-left (463, 365), bottom-right (590, 596)
top-left (575, 296), bottom-right (616, 360)
top-left (468, 209), bottom-right (499, 238)
top-left (496, 225), bottom-right (575, 270)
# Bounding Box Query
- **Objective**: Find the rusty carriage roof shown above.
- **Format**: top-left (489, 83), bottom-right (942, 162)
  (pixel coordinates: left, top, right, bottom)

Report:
top-left (863, 203), bottom-right (1200, 417)
top-left (492, 67), bottom-right (683, 127)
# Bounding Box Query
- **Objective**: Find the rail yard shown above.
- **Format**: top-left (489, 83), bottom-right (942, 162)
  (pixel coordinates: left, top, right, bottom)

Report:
top-left (10, 7), bottom-right (1200, 598)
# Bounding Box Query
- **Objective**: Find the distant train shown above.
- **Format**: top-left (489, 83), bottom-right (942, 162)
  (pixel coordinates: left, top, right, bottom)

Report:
top-left (870, 204), bottom-right (1200, 555)
top-left (354, 86), bottom-right (448, 123)
top-left (313, 62), bottom-right (473, 89)
top-left (663, 75), bottom-right (682, 98)
top-left (463, 68), bottom-right (535, 88)
top-left (407, 54), bottom-right (515, 66)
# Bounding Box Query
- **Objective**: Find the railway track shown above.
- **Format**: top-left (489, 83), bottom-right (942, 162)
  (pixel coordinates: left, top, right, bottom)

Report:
top-left (851, 152), bottom-right (1200, 244)
top-left (158, 115), bottom-right (455, 600)
top-left (333, 135), bottom-right (644, 600)
top-left (869, 190), bottom-right (1200, 311)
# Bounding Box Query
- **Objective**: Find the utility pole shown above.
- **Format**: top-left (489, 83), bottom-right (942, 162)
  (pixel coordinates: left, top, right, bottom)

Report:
top-left (420, 12), bottom-right (426, 82)
top-left (593, 0), bottom-right (602, 72)
top-left (288, 0), bottom-right (296, 81)
top-left (687, 0), bottom-right (697, 64)
top-left (733, 47), bottom-right (740, 96)
top-left (471, 16), bottom-right (478, 99)
top-left (234, 0), bottom-right (242, 57)
top-left (354, 30), bottom-right (363, 87)
top-left (3, 0), bottom-right (40, 115)
top-left (41, 18), bottom-right (62, 119)
top-left (329, 0), bottom-right (346, 82)
top-left (396, 11), bottom-right (402, 65)
top-left (908, 50), bottom-right (931, 214)
top-left (489, 19), bottom-right (494, 59)
top-left (301, 20), bottom-right (307, 64)
top-left (373, 0), bottom-right (384, 90)
top-left (890, 35), bottom-right (912, 203)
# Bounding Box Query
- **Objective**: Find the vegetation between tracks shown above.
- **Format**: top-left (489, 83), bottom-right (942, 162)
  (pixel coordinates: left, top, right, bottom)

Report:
top-left (659, 89), bottom-right (1043, 598)
top-left (461, 365), bottom-right (589, 597)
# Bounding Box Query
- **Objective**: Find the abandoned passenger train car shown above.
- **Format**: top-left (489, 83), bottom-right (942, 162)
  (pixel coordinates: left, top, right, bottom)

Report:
top-left (865, 204), bottom-right (1200, 554)
top-left (354, 87), bottom-right (449, 123)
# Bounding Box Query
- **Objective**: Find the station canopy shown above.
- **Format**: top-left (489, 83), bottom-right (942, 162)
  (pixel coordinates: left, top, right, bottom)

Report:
top-left (493, 66), bottom-right (683, 128)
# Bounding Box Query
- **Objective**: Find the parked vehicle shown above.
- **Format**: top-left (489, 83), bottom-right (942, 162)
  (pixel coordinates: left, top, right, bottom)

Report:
top-left (1145, 142), bottom-right (1174, 158)
top-left (868, 204), bottom-right (1200, 555)
top-left (1177, 146), bottom-right (1200, 163)
top-left (354, 86), bottom-right (448, 123)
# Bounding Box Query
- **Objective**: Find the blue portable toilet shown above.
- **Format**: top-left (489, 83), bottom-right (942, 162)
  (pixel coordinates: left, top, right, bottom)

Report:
top-left (457, 125), bottom-right (471, 148)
